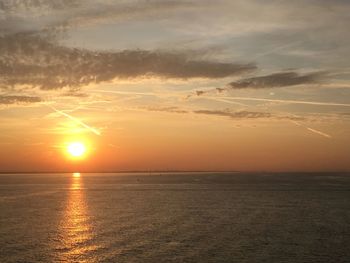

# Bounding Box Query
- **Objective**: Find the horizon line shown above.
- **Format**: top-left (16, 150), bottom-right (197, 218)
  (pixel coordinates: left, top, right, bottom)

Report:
top-left (0, 170), bottom-right (349, 174)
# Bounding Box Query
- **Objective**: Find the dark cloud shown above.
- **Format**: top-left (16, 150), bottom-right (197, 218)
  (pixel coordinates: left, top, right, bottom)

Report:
top-left (228, 71), bottom-right (326, 89)
top-left (194, 109), bottom-right (272, 119)
top-left (0, 95), bottom-right (41, 104)
top-left (0, 33), bottom-right (255, 90)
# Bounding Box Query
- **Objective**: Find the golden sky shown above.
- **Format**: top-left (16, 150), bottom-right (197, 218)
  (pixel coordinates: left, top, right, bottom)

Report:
top-left (0, 0), bottom-right (350, 172)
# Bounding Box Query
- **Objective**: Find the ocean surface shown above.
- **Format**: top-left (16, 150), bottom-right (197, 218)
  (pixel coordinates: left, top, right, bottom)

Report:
top-left (0, 172), bottom-right (349, 263)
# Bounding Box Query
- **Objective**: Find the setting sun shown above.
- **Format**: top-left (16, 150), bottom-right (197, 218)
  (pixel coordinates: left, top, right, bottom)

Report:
top-left (67, 142), bottom-right (86, 158)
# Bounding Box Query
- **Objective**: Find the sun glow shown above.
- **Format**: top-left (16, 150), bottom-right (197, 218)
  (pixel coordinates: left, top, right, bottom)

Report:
top-left (67, 142), bottom-right (87, 158)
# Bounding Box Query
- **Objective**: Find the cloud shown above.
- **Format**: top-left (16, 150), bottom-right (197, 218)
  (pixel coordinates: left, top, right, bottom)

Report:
top-left (0, 33), bottom-right (255, 90)
top-left (227, 71), bottom-right (326, 89)
top-left (0, 0), bottom-right (199, 35)
top-left (193, 109), bottom-right (308, 121)
top-left (145, 106), bottom-right (188, 114)
top-left (196, 90), bottom-right (206, 96)
top-left (60, 91), bottom-right (89, 97)
top-left (143, 104), bottom-right (307, 121)
top-left (188, 71), bottom-right (329, 98)
top-left (0, 0), bottom-right (80, 11)
top-left (194, 109), bottom-right (272, 119)
top-left (0, 1), bottom-right (256, 92)
top-left (60, 1), bottom-right (198, 30)
top-left (0, 95), bottom-right (41, 104)
top-left (143, 106), bottom-right (287, 120)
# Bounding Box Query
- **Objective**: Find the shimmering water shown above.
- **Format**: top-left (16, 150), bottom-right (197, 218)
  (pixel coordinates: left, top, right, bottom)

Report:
top-left (0, 172), bottom-right (349, 262)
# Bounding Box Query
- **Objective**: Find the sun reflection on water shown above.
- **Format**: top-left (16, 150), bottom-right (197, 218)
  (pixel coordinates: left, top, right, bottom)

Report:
top-left (56, 173), bottom-right (99, 262)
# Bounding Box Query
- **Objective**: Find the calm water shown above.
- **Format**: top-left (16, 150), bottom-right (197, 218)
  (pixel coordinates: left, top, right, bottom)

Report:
top-left (0, 172), bottom-right (349, 262)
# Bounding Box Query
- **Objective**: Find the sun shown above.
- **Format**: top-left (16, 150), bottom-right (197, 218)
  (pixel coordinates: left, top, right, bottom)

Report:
top-left (67, 142), bottom-right (86, 158)
top-left (73, 172), bottom-right (81, 178)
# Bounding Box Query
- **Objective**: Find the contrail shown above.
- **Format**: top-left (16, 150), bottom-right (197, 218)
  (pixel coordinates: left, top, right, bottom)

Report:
top-left (48, 105), bottom-right (101, 136)
top-left (290, 120), bottom-right (331, 139)
top-left (306, 127), bottom-right (331, 138)
top-left (252, 40), bottom-right (303, 60)
top-left (216, 96), bottom-right (350, 107)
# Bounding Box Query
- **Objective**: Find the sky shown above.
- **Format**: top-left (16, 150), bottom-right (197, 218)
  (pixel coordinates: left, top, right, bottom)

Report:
top-left (0, 0), bottom-right (350, 172)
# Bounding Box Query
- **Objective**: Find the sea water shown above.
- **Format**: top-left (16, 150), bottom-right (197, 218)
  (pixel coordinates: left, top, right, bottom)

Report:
top-left (0, 172), bottom-right (349, 262)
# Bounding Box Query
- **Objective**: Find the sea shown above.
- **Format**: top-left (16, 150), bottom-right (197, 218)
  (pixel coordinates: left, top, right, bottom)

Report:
top-left (0, 172), bottom-right (349, 263)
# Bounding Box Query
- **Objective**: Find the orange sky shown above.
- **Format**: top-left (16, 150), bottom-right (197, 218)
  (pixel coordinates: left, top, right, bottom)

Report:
top-left (1, 1), bottom-right (350, 172)
top-left (0, 106), bottom-right (349, 172)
